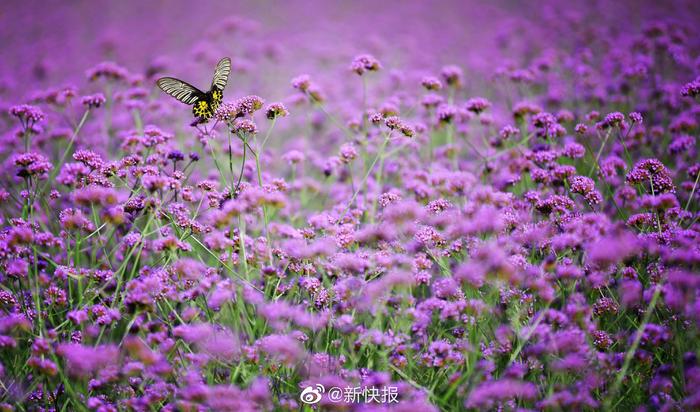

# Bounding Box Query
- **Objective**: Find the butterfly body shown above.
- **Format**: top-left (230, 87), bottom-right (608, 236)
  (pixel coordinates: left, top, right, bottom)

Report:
top-left (192, 89), bottom-right (223, 120)
top-left (156, 58), bottom-right (231, 123)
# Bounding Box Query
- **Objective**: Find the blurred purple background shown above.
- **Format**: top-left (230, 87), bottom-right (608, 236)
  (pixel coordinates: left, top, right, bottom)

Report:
top-left (2, 0), bottom-right (697, 101)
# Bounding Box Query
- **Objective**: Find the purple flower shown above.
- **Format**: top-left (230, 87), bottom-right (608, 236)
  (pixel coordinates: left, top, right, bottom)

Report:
top-left (257, 334), bottom-right (305, 365)
top-left (532, 112), bottom-right (557, 129)
top-left (626, 158), bottom-right (676, 193)
top-left (233, 118), bottom-right (258, 135)
top-left (291, 74), bottom-right (311, 92)
top-left (597, 111), bottom-right (625, 129)
top-left (13, 152), bottom-right (52, 179)
top-left (81, 93), bottom-right (106, 108)
top-left (586, 231), bottom-right (639, 267)
top-left (681, 77), bottom-right (700, 97)
top-left (420, 76), bottom-right (443, 90)
top-left (167, 149), bottom-right (185, 162)
top-left (513, 101), bottom-right (542, 118)
top-left (215, 102), bottom-right (240, 121)
top-left (421, 93), bottom-right (444, 108)
top-left (9, 104), bottom-right (45, 125)
top-left (72, 149), bottom-right (104, 169)
top-left (215, 95), bottom-right (264, 122)
top-left (234, 95), bottom-right (265, 115)
top-left (338, 143), bottom-right (357, 164)
top-left (592, 297), bottom-right (619, 316)
top-left (569, 175), bottom-right (603, 205)
top-left (440, 65), bottom-right (463, 88)
top-left (282, 150), bottom-right (305, 165)
top-left (86, 61), bottom-right (129, 81)
top-left (465, 97), bottom-right (491, 114)
top-left (57, 343), bottom-right (119, 378)
top-left (264, 102), bottom-right (289, 119)
top-left (669, 135), bottom-right (695, 154)
top-left (629, 111), bottom-right (643, 123)
top-left (350, 54), bottom-right (381, 75)
top-left (466, 379), bottom-right (537, 408)
top-left (437, 104), bottom-right (458, 123)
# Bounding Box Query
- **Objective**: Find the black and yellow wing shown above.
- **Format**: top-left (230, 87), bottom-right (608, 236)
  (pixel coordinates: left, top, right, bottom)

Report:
top-left (157, 58), bottom-right (230, 123)
top-left (156, 77), bottom-right (205, 105)
top-left (210, 57), bottom-right (231, 91)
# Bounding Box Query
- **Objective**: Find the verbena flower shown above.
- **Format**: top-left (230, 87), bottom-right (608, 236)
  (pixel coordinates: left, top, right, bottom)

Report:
top-left (338, 143), bottom-right (357, 164)
top-left (597, 111), bottom-right (626, 129)
top-left (9, 104), bottom-right (45, 125)
top-left (680, 77), bottom-right (700, 97)
top-left (629, 111), bottom-right (643, 123)
top-left (234, 95), bottom-right (264, 115)
top-left (569, 175), bottom-right (603, 205)
top-left (466, 379), bottom-right (537, 409)
top-left (264, 102), bottom-right (289, 119)
top-left (232, 118), bottom-right (258, 135)
top-left (81, 93), bottom-right (106, 108)
top-left (465, 97), bottom-right (491, 114)
top-left (350, 54), bottom-right (381, 75)
top-left (420, 76), bottom-right (443, 90)
top-left (57, 343), bottom-right (119, 378)
top-left (85, 61), bottom-right (129, 81)
top-left (291, 74), bottom-right (311, 92)
top-left (626, 158), bottom-right (676, 193)
top-left (440, 65), bottom-right (463, 88)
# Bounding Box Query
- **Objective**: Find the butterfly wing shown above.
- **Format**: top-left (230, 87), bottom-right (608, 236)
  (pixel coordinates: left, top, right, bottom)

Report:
top-left (210, 57), bottom-right (231, 91)
top-left (156, 77), bottom-right (205, 105)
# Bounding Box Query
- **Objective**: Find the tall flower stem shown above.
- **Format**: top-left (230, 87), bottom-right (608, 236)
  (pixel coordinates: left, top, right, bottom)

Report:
top-left (446, 123), bottom-right (456, 169)
top-left (233, 140), bottom-right (247, 197)
top-left (588, 129), bottom-right (611, 177)
top-left (23, 123), bottom-right (31, 152)
top-left (39, 109), bottom-right (91, 197)
top-left (447, 88), bottom-right (456, 169)
top-left (205, 131), bottom-right (230, 189)
top-left (684, 172), bottom-right (700, 212)
top-left (340, 132), bottom-right (391, 222)
top-left (228, 130), bottom-right (236, 194)
top-left (238, 215), bottom-right (249, 278)
top-left (604, 284), bottom-right (662, 410)
top-left (260, 118), bottom-right (277, 150)
top-left (254, 120), bottom-right (277, 263)
top-left (253, 150), bottom-right (272, 264)
top-left (362, 76), bottom-right (368, 134)
top-left (369, 142), bottom-right (389, 224)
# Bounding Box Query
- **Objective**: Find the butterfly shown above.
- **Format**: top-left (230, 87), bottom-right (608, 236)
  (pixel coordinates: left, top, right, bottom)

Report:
top-left (156, 57), bottom-right (231, 123)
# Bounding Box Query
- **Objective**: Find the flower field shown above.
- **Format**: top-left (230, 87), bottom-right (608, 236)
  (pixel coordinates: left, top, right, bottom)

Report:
top-left (1, 1), bottom-right (699, 410)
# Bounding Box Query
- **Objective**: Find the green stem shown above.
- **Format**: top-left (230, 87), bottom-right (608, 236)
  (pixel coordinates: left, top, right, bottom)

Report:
top-left (40, 109), bottom-right (91, 196)
top-left (588, 129), bottom-right (611, 177)
top-left (238, 215), bottom-right (249, 278)
top-left (252, 147), bottom-right (273, 264)
top-left (369, 148), bottom-right (387, 224)
top-left (131, 109), bottom-right (143, 134)
top-left (23, 123), bottom-right (31, 152)
top-left (208, 137), bottom-right (231, 189)
top-left (604, 285), bottom-right (662, 409)
top-left (339, 132), bottom-right (391, 222)
top-left (233, 139), bottom-right (247, 197)
top-left (228, 130), bottom-right (235, 193)
top-left (260, 118), bottom-right (277, 150)
top-left (684, 172), bottom-right (700, 212)
top-left (446, 123), bottom-right (456, 169)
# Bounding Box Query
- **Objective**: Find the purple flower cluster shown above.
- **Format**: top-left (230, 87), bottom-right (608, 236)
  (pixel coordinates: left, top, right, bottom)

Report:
top-left (350, 54), bottom-right (381, 75)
